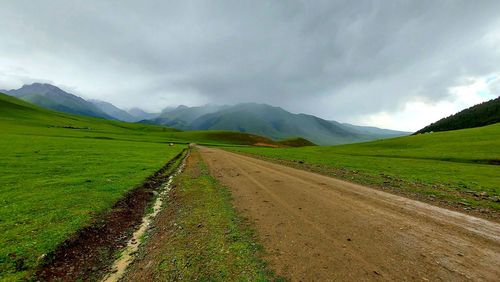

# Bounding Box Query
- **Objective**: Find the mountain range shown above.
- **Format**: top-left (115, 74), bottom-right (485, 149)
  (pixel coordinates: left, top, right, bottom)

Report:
top-left (144, 103), bottom-right (408, 145)
top-left (1, 83), bottom-right (409, 145)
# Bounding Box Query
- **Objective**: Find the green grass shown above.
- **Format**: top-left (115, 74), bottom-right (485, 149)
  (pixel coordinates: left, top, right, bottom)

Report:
top-left (0, 93), bottom-right (287, 280)
top-left (0, 137), bottom-right (184, 280)
top-left (126, 150), bottom-right (277, 281)
top-left (227, 123), bottom-right (500, 210)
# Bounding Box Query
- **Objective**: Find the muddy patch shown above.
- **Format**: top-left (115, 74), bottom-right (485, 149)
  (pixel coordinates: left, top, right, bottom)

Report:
top-left (102, 154), bottom-right (187, 282)
top-left (35, 149), bottom-right (188, 281)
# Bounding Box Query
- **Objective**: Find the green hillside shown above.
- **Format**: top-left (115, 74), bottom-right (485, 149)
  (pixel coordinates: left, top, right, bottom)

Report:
top-left (2, 83), bottom-right (112, 119)
top-left (147, 103), bottom-right (409, 145)
top-left (228, 123), bottom-right (500, 211)
top-left (189, 103), bottom-right (408, 144)
top-left (415, 97), bottom-right (500, 134)
top-left (0, 93), bottom-right (301, 280)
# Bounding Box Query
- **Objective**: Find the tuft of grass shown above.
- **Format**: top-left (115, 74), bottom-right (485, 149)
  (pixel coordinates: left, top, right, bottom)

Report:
top-left (125, 150), bottom-right (279, 281)
top-left (226, 123), bottom-right (500, 212)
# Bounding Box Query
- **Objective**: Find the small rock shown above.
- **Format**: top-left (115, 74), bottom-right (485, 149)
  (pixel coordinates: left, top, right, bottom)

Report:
top-left (479, 191), bottom-right (488, 197)
top-left (457, 253), bottom-right (464, 257)
top-left (197, 223), bottom-right (203, 228)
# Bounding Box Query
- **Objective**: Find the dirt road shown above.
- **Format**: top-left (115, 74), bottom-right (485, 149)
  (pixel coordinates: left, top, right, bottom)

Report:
top-left (199, 147), bottom-right (500, 281)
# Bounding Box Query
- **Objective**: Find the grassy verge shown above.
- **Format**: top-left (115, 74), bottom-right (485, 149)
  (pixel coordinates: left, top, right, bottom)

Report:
top-left (225, 124), bottom-right (500, 218)
top-left (0, 133), bottom-right (185, 281)
top-left (124, 150), bottom-right (279, 281)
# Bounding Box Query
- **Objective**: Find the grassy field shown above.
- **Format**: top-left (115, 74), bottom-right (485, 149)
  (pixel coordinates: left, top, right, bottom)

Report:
top-left (0, 93), bottom-right (292, 280)
top-left (0, 95), bottom-right (190, 280)
top-left (227, 123), bottom-right (500, 211)
top-left (124, 150), bottom-right (278, 281)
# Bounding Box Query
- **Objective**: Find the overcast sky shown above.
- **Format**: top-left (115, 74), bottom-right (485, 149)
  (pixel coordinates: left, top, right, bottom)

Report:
top-left (1, 0), bottom-right (499, 131)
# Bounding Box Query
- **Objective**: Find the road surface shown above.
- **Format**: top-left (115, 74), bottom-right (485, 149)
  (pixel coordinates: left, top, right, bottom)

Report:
top-left (199, 147), bottom-right (500, 281)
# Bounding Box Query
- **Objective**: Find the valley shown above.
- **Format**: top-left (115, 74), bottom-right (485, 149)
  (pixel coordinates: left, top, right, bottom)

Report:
top-left (2, 83), bottom-right (409, 145)
top-left (2, 3), bottom-right (500, 281)
top-left (0, 91), bottom-right (499, 281)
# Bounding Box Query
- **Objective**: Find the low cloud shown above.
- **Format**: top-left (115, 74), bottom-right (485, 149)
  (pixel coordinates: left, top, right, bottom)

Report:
top-left (0, 0), bottom-right (499, 130)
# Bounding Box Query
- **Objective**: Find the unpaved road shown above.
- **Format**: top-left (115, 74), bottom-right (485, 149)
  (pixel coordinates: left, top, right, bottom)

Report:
top-left (199, 147), bottom-right (500, 281)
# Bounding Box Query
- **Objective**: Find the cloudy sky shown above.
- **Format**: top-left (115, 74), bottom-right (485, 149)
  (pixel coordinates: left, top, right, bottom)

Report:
top-left (1, 0), bottom-right (499, 131)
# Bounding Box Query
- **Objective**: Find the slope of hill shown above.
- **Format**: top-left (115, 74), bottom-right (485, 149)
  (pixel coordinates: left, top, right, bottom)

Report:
top-left (147, 104), bottom-right (227, 129)
top-left (0, 93), bottom-right (309, 147)
top-left (160, 104), bottom-right (226, 123)
top-left (2, 83), bottom-right (111, 119)
top-left (89, 99), bottom-right (136, 122)
top-left (415, 97), bottom-right (500, 134)
top-left (127, 107), bottom-right (160, 121)
top-left (150, 103), bottom-right (408, 145)
top-left (342, 123), bottom-right (409, 137)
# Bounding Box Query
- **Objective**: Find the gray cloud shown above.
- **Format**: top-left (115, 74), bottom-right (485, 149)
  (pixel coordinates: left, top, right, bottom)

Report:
top-left (0, 0), bottom-right (499, 129)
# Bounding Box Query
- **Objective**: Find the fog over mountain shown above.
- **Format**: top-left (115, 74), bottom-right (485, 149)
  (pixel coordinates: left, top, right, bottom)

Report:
top-left (1, 1), bottom-right (499, 131)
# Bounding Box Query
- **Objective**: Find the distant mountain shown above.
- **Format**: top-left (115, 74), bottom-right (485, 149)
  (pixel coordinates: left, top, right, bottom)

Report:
top-left (1, 83), bottom-right (111, 119)
top-left (89, 99), bottom-right (136, 122)
top-left (342, 123), bottom-right (409, 137)
top-left (415, 97), bottom-right (500, 134)
top-left (127, 107), bottom-right (160, 121)
top-left (145, 103), bottom-right (408, 145)
top-left (145, 104), bottom-right (227, 130)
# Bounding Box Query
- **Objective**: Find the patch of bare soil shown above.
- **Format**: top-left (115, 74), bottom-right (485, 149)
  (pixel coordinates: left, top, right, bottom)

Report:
top-left (121, 161), bottom-right (190, 281)
top-left (35, 149), bottom-right (187, 281)
top-left (199, 147), bottom-right (500, 281)
top-left (253, 142), bottom-right (280, 148)
top-left (236, 152), bottom-right (500, 222)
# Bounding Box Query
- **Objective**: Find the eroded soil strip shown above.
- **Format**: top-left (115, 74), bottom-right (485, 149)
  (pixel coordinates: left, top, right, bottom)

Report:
top-left (199, 147), bottom-right (500, 281)
top-left (102, 152), bottom-right (188, 282)
top-left (35, 149), bottom-right (188, 281)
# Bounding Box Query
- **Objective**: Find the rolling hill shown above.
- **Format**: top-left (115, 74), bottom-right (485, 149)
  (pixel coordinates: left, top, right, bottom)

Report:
top-left (415, 96), bottom-right (500, 134)
top-left (1, 83), bottom-right (111, 119)
top-left (148, 103), bottom-right (409, 145)
top-left (0, 93), bottom-right (309, 147)
top-left (2, 83), bottom-right (408, 145)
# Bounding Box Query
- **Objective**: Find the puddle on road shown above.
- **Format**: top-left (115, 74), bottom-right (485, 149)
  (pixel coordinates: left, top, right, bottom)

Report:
top-left (101, 156), bottom-right (187, 282)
